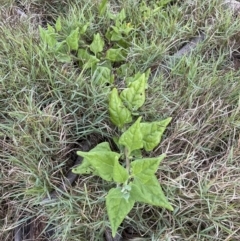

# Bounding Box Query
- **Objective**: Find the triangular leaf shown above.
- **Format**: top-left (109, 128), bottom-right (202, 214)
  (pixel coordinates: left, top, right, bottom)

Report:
top-left (55, 53), bottom-right (72, 63)
top-left (130, 176), bottom-right (173, 211)
top-left (92, 66), bottom-right (112, 85)
top-left (72, 142), bottom-right (112, 175)
top-left (120, 22), bottom-right (134, 35)
top-left (106, 187), bottom-right (135, 237)
top-left (119, 117), bottom-right (143, 154)
top-left (99, 0), bottom-right (108, 16)
top-left (78, 49), bottom-right (100, 69)
top-left (39, 26), bottom-right (56, 47)
top-left (140, 117), bottom-right (172, 151)
top-left (55, 17), bottom-right (62, 32)
top-left (116, 9), bottom-right (126, 22)
top-left (105, 48), bottom-right (125, 62)
top-left (76, 150), bottom-right (120, 181)
top-left (126, 72), bottom-right (141, 84)
top-left (90, 33), bottom-right (105, 54)
top-left (91, 142), bottom-right (112, 152)
top-left (131, 155), bottom-right (166, 181)
top-left (113, 161), bottom-right (128, 183)
top-left (66, 27), bottom-right (79, 50)
top-left (109, 88), bottom-right (132, 128)
top-left (72, 158), bottom-right (94, 174)
top-left (129, 155), bottom-right (173, 211)
top-left (120, 73), bottom-right (147, 111)
top-left (109, 27), bottom-right (122, 41)
top-left (116, 63), bottom-right (133, 77)
top-left (80, 24), bottom-right (88, 35)
top-left (47, 24), bottom-right (55, 34)
top-left (39, 26), bottom-right (48, 44)
top-left (55, 41), bottom-right (67, 52)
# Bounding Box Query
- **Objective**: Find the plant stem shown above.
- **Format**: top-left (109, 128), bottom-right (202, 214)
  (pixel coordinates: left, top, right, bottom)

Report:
top-left (125, 147), bottom-right (130, 174)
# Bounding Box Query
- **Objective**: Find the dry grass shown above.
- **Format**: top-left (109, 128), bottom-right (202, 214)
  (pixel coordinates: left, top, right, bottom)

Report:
top-left (1, 0), bottom-right (240, 240)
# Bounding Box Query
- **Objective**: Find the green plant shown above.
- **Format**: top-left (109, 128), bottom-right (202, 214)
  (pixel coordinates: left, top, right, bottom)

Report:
top-left (38, 1), bottom-right (134, 86)
top-left (72, 71), bottom-right (173, 237)
top-left (139, 0), bottom-right (173, 20)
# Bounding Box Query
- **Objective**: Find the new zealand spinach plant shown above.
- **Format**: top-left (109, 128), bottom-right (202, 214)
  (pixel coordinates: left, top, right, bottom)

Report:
top-left (72, 71), bottom-right (173, 237)
top-left (38, 4), bottom-right (134, 85)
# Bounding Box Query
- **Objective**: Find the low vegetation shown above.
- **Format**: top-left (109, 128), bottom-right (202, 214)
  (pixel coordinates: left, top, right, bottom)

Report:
top-left (1, 0), bottom-right (240, 240)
